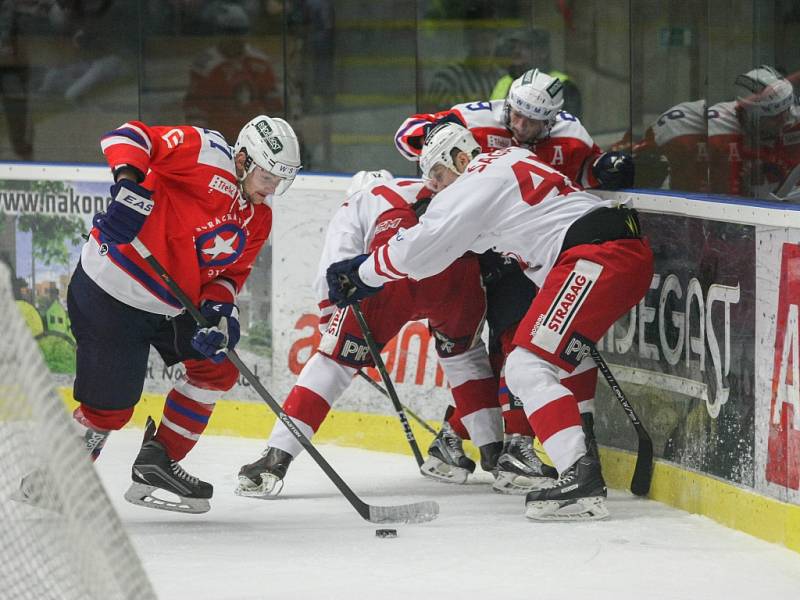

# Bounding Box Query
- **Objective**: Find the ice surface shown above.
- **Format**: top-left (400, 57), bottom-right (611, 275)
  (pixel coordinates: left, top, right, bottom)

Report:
top-left (97, 430), bottom-right (800, 600)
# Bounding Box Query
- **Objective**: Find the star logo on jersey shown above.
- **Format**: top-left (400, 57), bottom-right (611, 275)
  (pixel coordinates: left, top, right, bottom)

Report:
top-left (195, 224), bottom-right (246, 268)
top-left (203, 233), bottom-right (237, 259)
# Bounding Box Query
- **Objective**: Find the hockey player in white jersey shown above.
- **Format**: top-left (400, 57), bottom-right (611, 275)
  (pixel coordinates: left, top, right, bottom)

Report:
top-left (314, 170), bottom-right (394, 333)
top-left (399, 69), bottom-right (627, 494)
top-left (628, 99), bottom-right (709, 192)
top-left (235, 170), bottom-right (503, 497)
top-left (327, 124), bottom-right (654, 520)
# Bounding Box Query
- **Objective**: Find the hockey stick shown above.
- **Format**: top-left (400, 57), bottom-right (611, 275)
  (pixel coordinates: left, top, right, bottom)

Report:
top-left (355, 369), bottom-right (438, 436)
top-left (130, 238), bottom-right (438, 524)
top-left (350, 303), bottom-right (425, 466)
top-left (590, 346), bottom-right (653, 497)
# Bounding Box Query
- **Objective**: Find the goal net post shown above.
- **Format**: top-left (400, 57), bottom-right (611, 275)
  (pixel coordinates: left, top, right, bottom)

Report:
top-left (0, 262), bottom-right (156, 599)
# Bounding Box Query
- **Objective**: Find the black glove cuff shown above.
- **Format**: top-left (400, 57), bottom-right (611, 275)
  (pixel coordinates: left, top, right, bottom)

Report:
top-left (113, 165), bottom-right (145, 184)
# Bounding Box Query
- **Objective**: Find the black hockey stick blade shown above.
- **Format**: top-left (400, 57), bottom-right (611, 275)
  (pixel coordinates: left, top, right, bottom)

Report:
top-left (630, 432), bottom-right (654, 496)
top-left (590, 346), bottom-right (654, 497)
top-left (367, 500), bottom-right (440, 524)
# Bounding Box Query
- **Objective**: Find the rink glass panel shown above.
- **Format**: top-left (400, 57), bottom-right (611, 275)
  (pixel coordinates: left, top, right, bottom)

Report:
top-left (0, 0), bottom-right (797, 203)
top-left (594, 212), bottom-right (756, 486)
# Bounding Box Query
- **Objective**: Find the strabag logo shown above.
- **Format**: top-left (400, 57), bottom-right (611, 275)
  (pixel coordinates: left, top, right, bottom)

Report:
top-left (767, 243), bottom-right (800, 489)
top-left (532, 259), bottom-right (603, 353)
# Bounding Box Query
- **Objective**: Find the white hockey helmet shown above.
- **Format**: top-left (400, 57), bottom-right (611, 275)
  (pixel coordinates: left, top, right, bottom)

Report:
top-left (346, 169), bottom-right (393, 197)
top-left (734, 65), bottom-right (794, 118)
top-left (419, 122), bottom-right (480, 180)
top-left (504, 68), bottom-right (564, 137)
top-left (235, 115), bottom-right (301, 196)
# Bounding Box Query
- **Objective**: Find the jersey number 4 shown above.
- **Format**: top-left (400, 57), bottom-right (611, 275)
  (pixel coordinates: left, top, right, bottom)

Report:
top-left (511, 157), bottom-right (578, 206)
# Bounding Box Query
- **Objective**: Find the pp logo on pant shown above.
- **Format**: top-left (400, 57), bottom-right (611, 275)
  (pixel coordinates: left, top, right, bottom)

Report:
top-left (338, 334), bottom-right (370, 366)
top-left (559, 332), bottom-right (594, 367)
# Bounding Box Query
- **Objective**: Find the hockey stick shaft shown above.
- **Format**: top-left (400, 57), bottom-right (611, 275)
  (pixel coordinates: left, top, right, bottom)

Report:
top-left (590, 346), bottom-right (654, 497)
top-left (356, 370), bottom-right (438, 436)
top-left (350, 303), bottom-right (425, 466)
top-left (130, 238), bottom-right (438, 524)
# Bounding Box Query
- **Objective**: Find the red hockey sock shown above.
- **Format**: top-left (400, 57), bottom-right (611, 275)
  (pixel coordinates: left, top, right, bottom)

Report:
top-left (503, 408), bottom-right (533, 436)
top-left (76, 404), bottom-right (133, 431)
top-left (498, 374), bottom-right (533, 435)
top-left (154, 388), bottom-right (215, 462)
top-left (439, 403), bottom-right (468, 439)
top-left (282, 385), bottom-right (332, 432)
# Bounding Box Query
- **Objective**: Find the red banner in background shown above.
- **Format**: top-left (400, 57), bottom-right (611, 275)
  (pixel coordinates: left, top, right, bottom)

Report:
top-left (767, 243), bottom-right (800, 490)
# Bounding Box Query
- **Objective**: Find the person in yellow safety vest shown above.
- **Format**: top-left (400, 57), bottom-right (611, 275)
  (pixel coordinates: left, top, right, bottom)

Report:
top-left (491, 69), bottom-right (583, 118)
top-left (490, 29), bottom-right (583, 117)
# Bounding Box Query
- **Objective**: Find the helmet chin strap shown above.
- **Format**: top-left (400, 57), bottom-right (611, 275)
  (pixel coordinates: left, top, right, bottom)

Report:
top-left (236, 150), bottom-right (258, 206)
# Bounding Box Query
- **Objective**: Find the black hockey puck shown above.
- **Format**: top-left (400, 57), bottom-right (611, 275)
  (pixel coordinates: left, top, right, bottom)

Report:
top-left (375, 528), bottom-right (397, 538)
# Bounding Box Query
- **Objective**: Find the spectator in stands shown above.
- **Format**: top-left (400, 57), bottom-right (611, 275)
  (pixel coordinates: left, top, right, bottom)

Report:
top-left (490, 29), bottom-right (582, 119)
top-left (184, 1), bottom-right (283, 144)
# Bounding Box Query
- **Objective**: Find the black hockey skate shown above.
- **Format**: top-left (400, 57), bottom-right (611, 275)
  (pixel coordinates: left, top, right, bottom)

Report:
top-left (492, 434), bottom-right (558, 495)
top-left (124, 417), bottom-right (212, 514)
top-left (524, 454), bottom-right (609, 521)
top-left (235, 446), bottom-right (294, 499)
top-left (419, 423), bottom-right (476, 484)
top-left (479, 441), bottom-right (503, 474)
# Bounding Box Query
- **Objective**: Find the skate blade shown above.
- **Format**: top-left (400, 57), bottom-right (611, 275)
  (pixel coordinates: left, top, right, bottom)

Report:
top-left (524, 496), bottom-right (609, 521)
top-left (419, 457), bottom-right (470, 484)
top-left (124, 482), bottom-right (210, 514)
top-left (234, 474), bottom-right (284, 499)
top-left (491, 472), bottom-right (556, 495)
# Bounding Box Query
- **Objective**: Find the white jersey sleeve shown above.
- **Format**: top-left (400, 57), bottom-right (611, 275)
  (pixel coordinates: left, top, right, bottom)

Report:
top-left (359, 147), bottom-right (612, 289)
top-left (707, 101), bottom-right (741, 137)
top-left (314, 179), bottom-right (426, 329)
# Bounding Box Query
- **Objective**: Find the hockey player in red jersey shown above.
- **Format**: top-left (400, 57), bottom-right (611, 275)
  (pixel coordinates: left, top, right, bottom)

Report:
top-left (396, 69), bottom-right (634, 494)
top-left (53, 116), bottom-right (301, 513)
top-left (235, 171), bottom-right (504, 498)
top-left (708, 65), bottom-right (800, 199)
top-left (395, 68), bottom-right (634, 191)
top-left (328, 124), bottom-right (653, 520)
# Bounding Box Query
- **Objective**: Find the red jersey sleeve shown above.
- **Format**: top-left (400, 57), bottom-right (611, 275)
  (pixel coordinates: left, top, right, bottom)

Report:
top-left (394, 109), bottom-right (466, 160)
top-left (369, 207), bottom-right (418, 251)
top-left (100, 121), bottom-right (210, 181)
